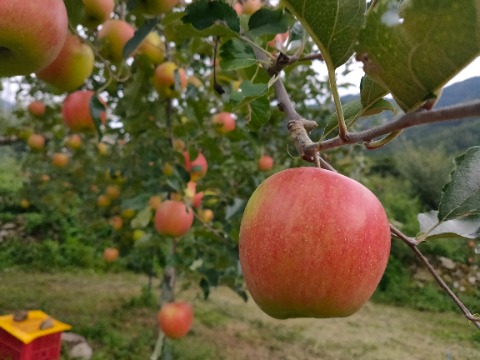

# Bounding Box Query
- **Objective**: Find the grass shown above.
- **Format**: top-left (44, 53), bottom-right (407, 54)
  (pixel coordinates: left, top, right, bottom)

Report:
top-left (0, 270), bottom-right (479, 360)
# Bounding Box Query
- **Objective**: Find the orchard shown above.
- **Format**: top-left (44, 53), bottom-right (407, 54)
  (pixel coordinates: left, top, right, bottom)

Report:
top-left (0, 0), bottom-right (479, 358)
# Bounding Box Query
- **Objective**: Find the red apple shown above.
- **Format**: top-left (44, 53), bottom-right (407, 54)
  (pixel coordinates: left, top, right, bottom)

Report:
top-left (0, 0), bottom-right (68, 77)
top-left (183, 152), bottom-right (208, 181)
top-left (28, 101), bottom-right (46, 117)
top-left (233, 2), bottom-right (243, 16)
top-left (97, 19), bottom-right (135, 63)
top-left (258, 155), bottom-right (274, 171)
top-left (27, 134), bottom-right (46, 150)
top-left (103, 247), bottom-right (119, 262)
top-left (185, 181), bottom-right (203, 208)
top-left (109, 215), bottom-right (123, 231)
top-left (158, 302), bottom-right (193, 339)
top-left (242, 0), bottom-right (262, 15)
top-left (267, 32), bottom-right (289, 49)
top-left (154, 200), bottom-right (194, 237)
top-left (239, 167), bottom-right (391, 319)
top-left (36, 33), bottom-right (94, 92)
top-left (62, 90), bottom-right (107, 133)
top-left (212, 112), bottom-right (235, 134)
top-left (82, 0), bottom-right (115, 29)
top-left (105, 185), bottom-right (120, 200)
top-left (152, 62), bottom-right (187, 98)
top-left (52, 153), bottom-right (69, 168)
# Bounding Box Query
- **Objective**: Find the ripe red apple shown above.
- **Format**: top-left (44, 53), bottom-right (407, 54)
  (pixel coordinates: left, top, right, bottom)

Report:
top-left (138, 0), bottom-right (180, 15)
top-left (154, 200), bottom-right (194, 237)
top-left (233, 2), bottom-right (243, 16)
top-left (97, 19), bottom-right (135, 63)
top-left (158, 302), bottom-right (193, 339)
top-left (212, 112), bottom-right (235, 134)
top-left (185, 182), bottom-right (203, 208)
top-left (52, 153), bottom-right (69, 168)
top-left (82, 0), bottom-right (115, 29)
top-left (27, 134), bottom-right (46, 150)
top-left (152, 62), bottom-right (187, 98)
top-left (267, 32), bottom-right (289, 49)
top-left (36, 33), bottom-right (94, 92)
top-left (242, 0), bottom-right (262, 15)
top-left (258, 155), bottom-right (274, 171)
top-left (137, 32), bottom-right (165, 65)
top-left (239, 167), bottom-right (391, 319)
top-left (103, 247), bottom-right (119, 262)
top-left (109, 215), bottom-right (123, 231)
top-left (62, 90), bottom-right (107, 132)
top-left (28, 101), bottom-right (46, 117)
top-left (183, 152), bottom-right (208, 181)
top-left (0, 0), bottom-right (68, 77)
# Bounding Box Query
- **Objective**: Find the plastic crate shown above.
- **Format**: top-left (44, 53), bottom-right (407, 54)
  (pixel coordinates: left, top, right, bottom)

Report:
top-left (0, 311), bottom-right (71, 360)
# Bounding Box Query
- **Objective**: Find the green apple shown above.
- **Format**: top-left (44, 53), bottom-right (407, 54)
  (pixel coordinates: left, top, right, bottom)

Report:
top-left (82, 0), bottom-right (115, 29)
top-left (36, 34), bottom-right (94, 93)
top-left (152, 62), bottom-right (187, 98)
top-left (0, 0), bottom-right (68, 77)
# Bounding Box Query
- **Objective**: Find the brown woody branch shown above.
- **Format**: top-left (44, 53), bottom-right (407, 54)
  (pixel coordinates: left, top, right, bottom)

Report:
top-left (0, 136), bottom-right (21, 146)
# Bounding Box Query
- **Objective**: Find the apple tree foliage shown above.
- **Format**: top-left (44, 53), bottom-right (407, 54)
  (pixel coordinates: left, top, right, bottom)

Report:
top-left (1, 0), bottom-right (479, 328)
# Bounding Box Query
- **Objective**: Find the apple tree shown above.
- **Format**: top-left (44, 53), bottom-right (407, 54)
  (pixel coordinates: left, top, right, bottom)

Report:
top-left (1, 0), bottom-right (480, 353)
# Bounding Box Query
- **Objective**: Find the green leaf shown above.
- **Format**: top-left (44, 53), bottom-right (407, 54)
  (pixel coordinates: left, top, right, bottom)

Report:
top-left (417, 211), bottom-right (480, 241)
top-left (220, 39), bottom-right (257, 71)
top-left (63, 0), bottom-right (86, 26)
top-left (247, 8), bottom-right (294, 39)
top-left (182, 0), bottom-right (240, 33)
top-left (89, 94), bottom-right (106, 140)
top-left (131, 206), bottom-right (153, 229)
top-left (123, 18), bottom-right (159, 59)
top-left (225, 198), bottom-right (245, 220)
top-left (438, 147), bottom-right (480, 221)
top-left (230, 80), bottom-right (269, 109)
top-left (360, 75), bottom-right (389, 108)
top-left (248, 96), bottom-right (272, 130)
top-left (283, 0), bottom-right (366, 68)
top-left (356, 0), bottom-right (480, 112)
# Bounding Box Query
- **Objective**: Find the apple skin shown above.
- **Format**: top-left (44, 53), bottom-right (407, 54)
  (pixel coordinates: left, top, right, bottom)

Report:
top-left (233, 2), bottom-right (243, 16)
top-left (212, 112), bottom-right (235, 134)
top-left (103, 247), bottom-right (119, 262)
top-left (152, 62), bottom-right (187, 98)
top-left (154, 200), bottom-right (194, 237)
top-left (52, 153), bottom-right (69, 168)
top-left (98, 19), bottom-right (135, 63)
top-left (258, 155), bottom-right (274, 171)
top-left (158, 302), bottom-right (193, 339)
top-left (183, 152), bottom-right (208, 181)
top-left (62, 90), bottom-right (107, 133)
top-left (97, 194), bottom-right (111, 208)
top-left (66, 134), bottom-right (82, 150)
top-left (137, 32), bottom-right (165, 65)
top-left (242, 0), bottom-right (262, 15)
top-left (0, 0), bottom-right (68, 77)
top-left (82, 0), bottom-right (115, 29)
top-left (239, 167), bottom-right (391, 319)
top-left (28, 101), bottom-right (46, 117)
top-left (36, 34), bottom-right (94, 92)
top-left (27, 134), bottom-right (46, 150)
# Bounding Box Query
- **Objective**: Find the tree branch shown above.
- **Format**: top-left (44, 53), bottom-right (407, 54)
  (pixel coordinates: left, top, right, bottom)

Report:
top-left (0, 136), bottom-right (21, 146)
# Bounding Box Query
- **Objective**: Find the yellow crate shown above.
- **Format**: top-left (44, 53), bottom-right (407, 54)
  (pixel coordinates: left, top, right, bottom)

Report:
top-left (0, 310), bottom-right (71, 344)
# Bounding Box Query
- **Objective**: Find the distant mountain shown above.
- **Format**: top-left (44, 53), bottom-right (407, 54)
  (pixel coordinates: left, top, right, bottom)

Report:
top-left (435, 77), bottom-right (480, 108)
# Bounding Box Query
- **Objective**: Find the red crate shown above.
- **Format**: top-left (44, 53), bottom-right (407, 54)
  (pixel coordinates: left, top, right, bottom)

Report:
top-left (0, 329), bottom-right (62, 360)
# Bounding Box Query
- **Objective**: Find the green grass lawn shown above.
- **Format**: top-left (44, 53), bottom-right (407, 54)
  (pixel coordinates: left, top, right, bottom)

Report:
top-left (0, 270), bottom-right (479, 360)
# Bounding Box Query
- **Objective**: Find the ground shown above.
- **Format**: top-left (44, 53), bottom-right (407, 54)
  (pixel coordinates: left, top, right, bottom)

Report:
top-left (0, 270), bottom-right (478, 359)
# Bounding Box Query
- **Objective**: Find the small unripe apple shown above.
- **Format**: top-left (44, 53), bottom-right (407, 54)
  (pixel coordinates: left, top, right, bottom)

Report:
top-left (258, 155), bottom-right (274, 171)
top-left (0, 0), bottom-right (68, 77)
top-left (152, 62), bottom-right (187, 98)
top-left (105, 185), bottom-right (120, 200)
top-left (98, 19), bottom-right (135, 63)
top-left (154, 200), bottom-right (194, 237)
top-left (109, 215), bottom-right (123, 231)
top-left (158, 302), bottom-right (194, 339)
top-left (149, 195), bottom-right (163, 210)
top-left (62, 90), bottom-right (107, 133)
top-left (239, 167), bottom-right (391, 319)
top-left (52, 153), bottom-right (69, 168)
top-left (65, 134), bottom-right (82, 150)
top-left (28, 101), bottom-right (46, 117)
top-left (183, 152), bottom-right (208, 181)
top-left (137, 32), bottom-right (165, 65)
top-left (97, 194), bottom-right (111, 208)
top-left (121, 208), bottom-right (136, 219)
top-left (36, 33), bottom-right (94, 92)
top-left (199, 209), bottom-right (214, 224)
top-left (242, 0), bottom-right (262, 15)
top-left (27, 134), bottom-right (46, 150)
top-left (103, 247), bottom-right (119, 262)
top-left (212, 112), bottom-right (236, 134)
top-left (162, 163), bottom-right (174, 176)
top-left (132, 229), bottom-right (146, 241)
top-left (41, 175), bottom-right (51, 183)
top-left (82, 0), bottom-right (115, 29)
top-left (173, 139), bottom-right (186, 152)
top-left (20, 199), bottom-right (30, 209)
top-left (97, 142), bottom-right (109, 156)
top-left (267, 32), bottom-right (289, 49)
